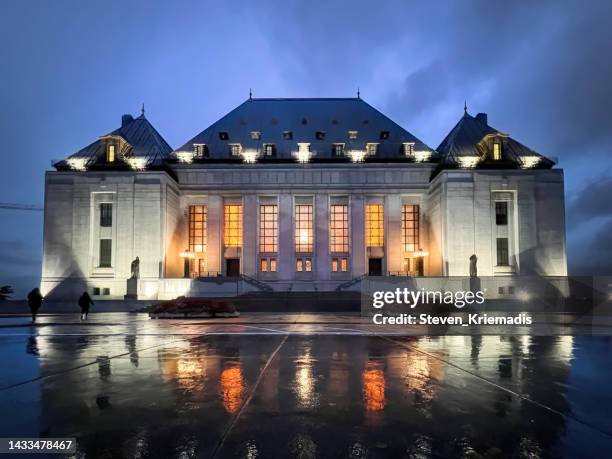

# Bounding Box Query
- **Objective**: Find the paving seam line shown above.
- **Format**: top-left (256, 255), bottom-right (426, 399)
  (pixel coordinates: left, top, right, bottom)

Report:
top-left (210, 334), bottom-right (288, 458)
top-left (380, 335), bottom-right (612, 439)
top-left (0, 335), bottom-right (192, 391)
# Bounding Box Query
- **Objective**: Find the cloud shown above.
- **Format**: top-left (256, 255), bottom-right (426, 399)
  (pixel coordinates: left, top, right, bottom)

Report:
top-left (568, 176), bottom-right (612, 224)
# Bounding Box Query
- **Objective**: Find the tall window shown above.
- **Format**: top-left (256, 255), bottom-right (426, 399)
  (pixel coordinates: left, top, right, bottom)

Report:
top-left (224, 204), bottom-right (242, 247)
top-left (229, 144), bottom-right (242, 156)
top-left (100, 203), bottom-right (112, 227)
top-left (366, 143), bottom-right (378, 156)
top-left (189, 205), bottom-right (207, 252)
top-left (295, 204), bottom-right (313, 253)
top-left (403, 142), bottom-right (415, 157)
top-left (496, 238), bottom-right (509, 266)
top-left (330, 205), bottom-right (349, 253)
top-left (366, 204), bottom-right (384, 247)
top-left (107, 144), bottom-right (115, 162)
top-left (259, 205), bottom-right (278, 253)
top-left (493, 142), bottom-right (502, 160)
top-left (495, 202), bottom-right (508, 226)
top-left (401, 205), bottom-right (419, 252)
top-left (332, 144), bottom-right (345, 156)
top-left (99, 239), bottom-right (112, 267)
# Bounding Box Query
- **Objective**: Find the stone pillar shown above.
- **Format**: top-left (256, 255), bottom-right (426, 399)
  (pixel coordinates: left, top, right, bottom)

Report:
top-left (278, 194), bottom-right (293, 281)
top-left (386, 194), bottom-right (402, 273)
top-left (242, 194), bottom-right (257, 277)
top-left (315, 193), bottom-right (330, 281)
top-left (207, 195), bottom-right (222, 275)
top-left (351, 194), bottom-right (366, 276)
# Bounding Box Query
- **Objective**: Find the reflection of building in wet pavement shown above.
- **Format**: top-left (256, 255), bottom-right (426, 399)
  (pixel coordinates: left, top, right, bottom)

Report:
top-left (219, 363), bottom-right (244, 413)
top-left (31, 333), bottom-right (587, 457)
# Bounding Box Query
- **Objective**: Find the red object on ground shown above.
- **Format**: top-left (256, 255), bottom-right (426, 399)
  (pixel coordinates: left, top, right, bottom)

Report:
top-left (150, 296), bottom-right (239, 317)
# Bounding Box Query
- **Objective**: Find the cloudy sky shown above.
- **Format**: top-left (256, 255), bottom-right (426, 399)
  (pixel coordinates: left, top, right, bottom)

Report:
top-left (1, 0), bottom-right (611, 296)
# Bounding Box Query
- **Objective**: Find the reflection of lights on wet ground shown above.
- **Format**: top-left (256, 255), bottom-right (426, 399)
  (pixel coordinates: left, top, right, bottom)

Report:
top-left (220, 364), bottom-right (244, 413)
top-left (555, 336), bottom-right (574, 363)
top-left (294, 347), bottom-right (316, 408)
top-left (362, 361), bottom-right (385, 411)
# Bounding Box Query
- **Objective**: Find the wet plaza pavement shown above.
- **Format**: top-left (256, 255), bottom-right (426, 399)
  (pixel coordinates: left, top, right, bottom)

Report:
top-left (1, 313), bottom-right (612, 458)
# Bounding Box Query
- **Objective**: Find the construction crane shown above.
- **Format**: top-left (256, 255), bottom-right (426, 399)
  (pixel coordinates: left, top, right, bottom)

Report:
top-left (0, 202), bottom-right (44, 211)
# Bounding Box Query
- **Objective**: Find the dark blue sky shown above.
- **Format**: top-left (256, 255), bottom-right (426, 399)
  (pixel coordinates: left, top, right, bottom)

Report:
top-left (1, 0), bottom-right (612, 296)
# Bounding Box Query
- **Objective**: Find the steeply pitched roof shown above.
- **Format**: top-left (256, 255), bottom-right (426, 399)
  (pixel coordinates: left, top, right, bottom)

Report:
top-left (56, 113), bottom-right (173, 169)
top-left (437, 111), bottom-right (555, 168)
top-left (175, 97), bottom-right (435, 160)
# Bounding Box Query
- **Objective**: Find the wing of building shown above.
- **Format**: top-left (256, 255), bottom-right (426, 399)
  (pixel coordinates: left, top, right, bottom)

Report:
top-left (42, 98), bottom-right (567, 300)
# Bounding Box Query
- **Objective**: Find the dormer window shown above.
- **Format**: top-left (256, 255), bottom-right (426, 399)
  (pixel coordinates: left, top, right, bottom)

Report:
top-left (107, 144), bottom-right (115, 162)
top-left (348, 130), bottom-right (358, 140)
top-left (219, 132), bottom-right (229, 141)
top-left (379, 131), bottom-right (390, 140)
top-left (316, 131), bottom-right (326, 140)
top-left (229, 143), bottom-right (242, 156)
top-left (403, 142), bottom-right (415, 157)
top-left (250, 131), bottom-right (261, 140)
top-left (194, 144), bottom-right (208, 158)
top-left (283, 131), bottom-right (293, 140)
top-left (332, 143), bottom-right (345, 156)
top-left (366, 143), bottom-right (378, 156)
top-left (263, 144), bottom-right (276, 157)
top-left (493, 142), bottom-right (502, 160)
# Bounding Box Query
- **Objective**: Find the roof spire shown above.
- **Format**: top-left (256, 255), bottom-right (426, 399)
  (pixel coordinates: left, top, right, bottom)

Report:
top-left (357, 87), bottom-right (361, 99)
top-left (249, 88), bottom-right (252, 100)
top-left (141, 103), bottom-right (145, 117)
top-left (463, 100), bottom-right (467, 115)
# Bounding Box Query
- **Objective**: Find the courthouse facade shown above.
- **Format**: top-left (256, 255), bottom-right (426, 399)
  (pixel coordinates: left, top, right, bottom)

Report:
top-left (42, 98), bottom-right (567, 299)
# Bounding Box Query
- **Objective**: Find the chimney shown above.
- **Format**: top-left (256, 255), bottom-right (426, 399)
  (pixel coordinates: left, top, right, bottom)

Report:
top-left (121, 114), bottom-right (134, 127)
top-left (475, 113), bottom-right (488, 125)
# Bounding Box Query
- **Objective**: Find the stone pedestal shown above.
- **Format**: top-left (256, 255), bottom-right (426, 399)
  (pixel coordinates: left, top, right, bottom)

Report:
top-left (125, 278), bottom-right (138, 299)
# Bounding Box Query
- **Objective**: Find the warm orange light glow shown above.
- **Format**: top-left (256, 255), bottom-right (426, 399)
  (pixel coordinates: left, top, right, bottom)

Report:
top-left (330, 204), bottom-right (349, 253)
top-left (295, 204), bottom-right (313, 252)
top-left (366, 204), bottom-right (384, 247)
top-left (224, 204), bottom-right (242, 247)
top-left (189, 205), bottom-right (207, 253)
top-left (362, 361), bottom-right (385, 411)
top-left (220, 365), bottom-right (244, 413)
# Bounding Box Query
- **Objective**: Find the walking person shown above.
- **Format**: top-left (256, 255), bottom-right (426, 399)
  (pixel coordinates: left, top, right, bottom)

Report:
top-left (78, 291), bottom-right (94, 320)
top-left (27, 288), bottom-right (43, 323)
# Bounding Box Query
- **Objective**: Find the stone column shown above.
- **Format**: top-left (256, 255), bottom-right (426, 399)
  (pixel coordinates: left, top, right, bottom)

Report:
top-left (315, 193), bottom-right (330, 281)
top-left (386, 194), bottom-right (402, 273)
top-left (351, 194), bottom-right (366, 276)
top-left (207, 195), bottom-right (222, 275)
top-left (278, 194), bottom-right (293, 281)
top-left (242, 194), bottom-right (257, 277)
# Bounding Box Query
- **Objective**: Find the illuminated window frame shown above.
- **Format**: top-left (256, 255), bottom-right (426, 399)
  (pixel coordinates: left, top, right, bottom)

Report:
top-left (224, 204), bottom-right (242, 247)
top-left (401, 205), bottom-right (419, 252)
top-left (189, 205), bottom-right (207, 253)
top-left (330, 204), bottom-right (349, 253)
top-left (259, 204), bottom-right (278, 253)
top-left (332, 257), bottom-right (348, 272)
top-left (366, 204), bottom-right (384, 247)
top-left (107, 144), bottom-right (115, 162)
top-left (295, 204), bottom-right (313, 253)
top-left (493, 142), bottom-right (502, 160)
top-left (229, 143), bottom-right (242, 156)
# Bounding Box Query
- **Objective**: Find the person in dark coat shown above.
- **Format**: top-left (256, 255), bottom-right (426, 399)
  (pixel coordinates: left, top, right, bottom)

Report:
top-left (78, 291), bottom-right (94, 320)
top-left (27, 288), bottom-right (43, 323)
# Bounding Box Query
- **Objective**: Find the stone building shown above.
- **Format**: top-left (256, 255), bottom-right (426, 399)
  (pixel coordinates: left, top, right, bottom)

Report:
top-left (42, 98), bottom-right (567, 299)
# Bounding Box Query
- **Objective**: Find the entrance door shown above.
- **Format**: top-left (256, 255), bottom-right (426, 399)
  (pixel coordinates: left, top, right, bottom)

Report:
top-left (226, 258), bottom-right (240, 277)
top-left (368, 258), bottom-right (383, 276)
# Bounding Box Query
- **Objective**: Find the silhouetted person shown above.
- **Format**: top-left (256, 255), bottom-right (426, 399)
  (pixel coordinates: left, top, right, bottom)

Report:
top-left (27, 288), bottom-right (43, 322)
top-left (78, 291), bottom-right (94, 320)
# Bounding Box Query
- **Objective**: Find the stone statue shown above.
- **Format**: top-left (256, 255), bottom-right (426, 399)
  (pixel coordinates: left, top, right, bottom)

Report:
top-left (130, 256), bottom-right (140, 279)
top-left (469, 254), bottom-right (478, 277)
